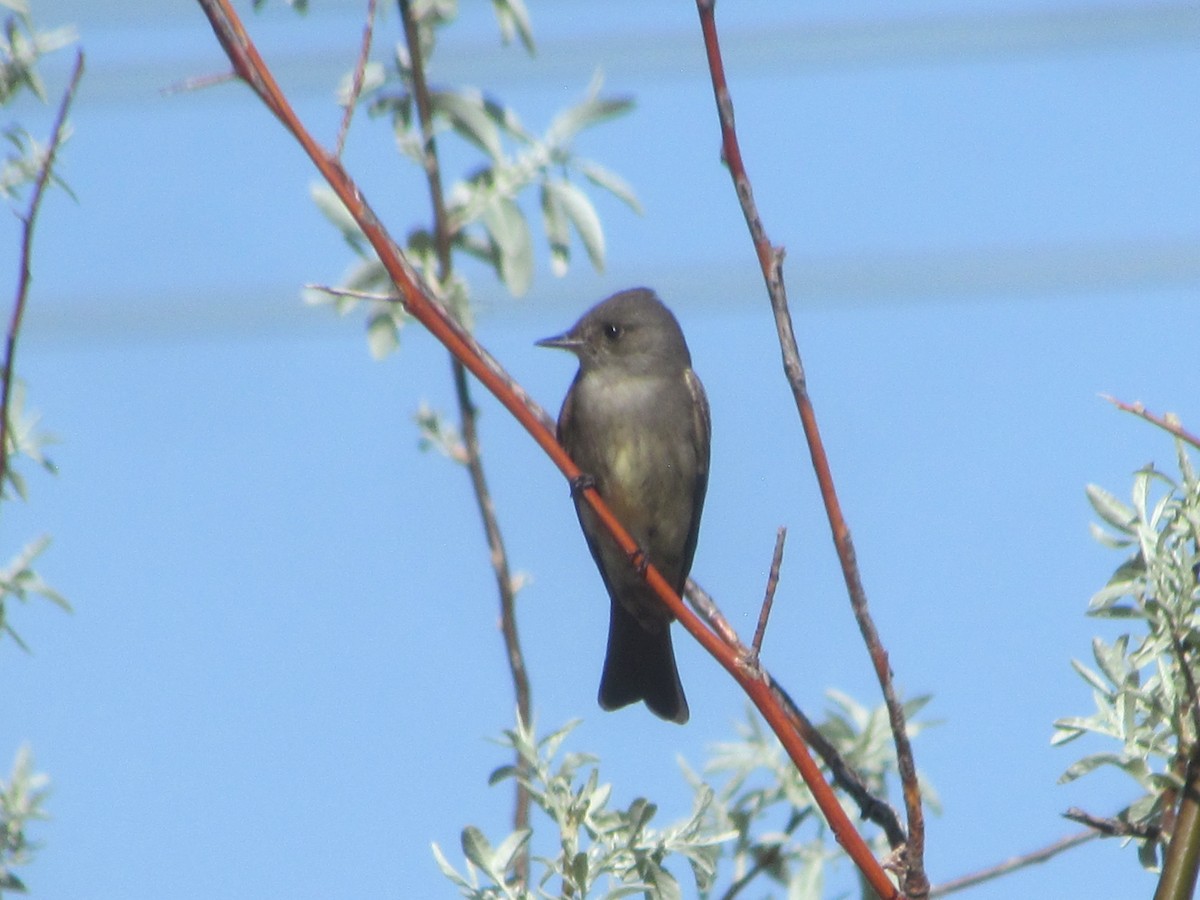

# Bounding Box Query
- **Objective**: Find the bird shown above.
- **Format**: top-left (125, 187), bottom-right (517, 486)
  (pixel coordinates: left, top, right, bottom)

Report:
top-left (537, 287), bottom-right (710, 724)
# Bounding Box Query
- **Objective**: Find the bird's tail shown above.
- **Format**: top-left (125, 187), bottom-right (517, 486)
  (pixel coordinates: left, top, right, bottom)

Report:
top-left (598, 598), bottom-right (689, 724)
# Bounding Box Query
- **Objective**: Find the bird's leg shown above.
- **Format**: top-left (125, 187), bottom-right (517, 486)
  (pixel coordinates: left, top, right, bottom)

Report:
top-left (629, 548), bottom-right (650, 577)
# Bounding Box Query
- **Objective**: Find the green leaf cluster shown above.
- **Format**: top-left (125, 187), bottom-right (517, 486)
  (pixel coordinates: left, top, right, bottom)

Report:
top-left (693, 695), bottom-right (935, 900)
top-left (307, 0), bottom-right (639, 359)
top-left (1054, 437), bottom-right (1200, 868)
top-left (436, 694), bottom-right (932, 900)
top-left (1, 5), bottom-right (75, 202)
top-left (434, 718), bottom-right (734, 899)
top-left (0, 745), bottom-right (49, 896)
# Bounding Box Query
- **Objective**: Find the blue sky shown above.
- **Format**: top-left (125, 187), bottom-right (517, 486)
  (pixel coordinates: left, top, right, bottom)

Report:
top-left (3, 1), bottom-right (1199, 897)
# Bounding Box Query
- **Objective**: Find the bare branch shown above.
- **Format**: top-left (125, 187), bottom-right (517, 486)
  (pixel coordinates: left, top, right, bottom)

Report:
top-left (929, 830), bottom-right (1098, 897)
top-left (336, 0), bottom-right (379, 158)
top-left (1101, 395), bottom-right (1200, 451)
top-left (1, 51), bottom-right (85, 496)
top-left (1064, 807), bottom-right (1160, 840)
top-left (694, 2), bottom-right (921, 895)
top-left (751, 527), bottom-right (786, 657)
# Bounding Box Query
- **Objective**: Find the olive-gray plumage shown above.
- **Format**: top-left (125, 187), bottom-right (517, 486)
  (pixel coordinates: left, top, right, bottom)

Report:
top-left (538, 288), bottom-right (710, 724)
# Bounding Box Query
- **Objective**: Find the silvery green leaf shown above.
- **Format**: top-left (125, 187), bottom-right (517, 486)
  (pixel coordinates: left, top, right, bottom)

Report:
top-left (1059, 751), bottom-right (1126, 783)
top-left (430, 842), bottom-right (473, 890)
top-left (482, 195), bottom-right (533, 296)
top-left (546, 71), bottom-right (633, 147)
top-left (493, 828), bottom-right (531, 874)
top-left (1087, 483), bottom-right (1136, 532)
top-left (539, 182), bottom-right (570, 276)
top-left (491, 0), bottom-right (535, 54)
top-left (366, 308), bottom-right (400, 359)
top-left (553, 180), bottom-right (605, 271)
top-left (579, 160), bottom-right (643, 214)
top-left (460, 825), bottom-right (493, 873)
top-left (431, 89), bottom-right (504, 161)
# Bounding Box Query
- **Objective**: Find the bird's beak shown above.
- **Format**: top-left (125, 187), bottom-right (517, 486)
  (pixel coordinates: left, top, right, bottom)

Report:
top-left (536, 332), bottom-right (584, 353)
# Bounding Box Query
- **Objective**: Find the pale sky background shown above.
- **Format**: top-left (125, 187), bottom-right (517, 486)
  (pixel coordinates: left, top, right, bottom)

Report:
top-left (3, 1), bottom-right (1199, 897)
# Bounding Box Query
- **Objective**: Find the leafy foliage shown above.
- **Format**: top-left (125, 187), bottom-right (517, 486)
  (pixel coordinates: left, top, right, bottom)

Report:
top-left (0, 746), bottom-right (49, 896)
top-left (435, 696), bottom-right (932, 899)
top-left (0, 5), bottom-right (72, 652)
top-left (305, 1), bottom-right (639, 359)
top-left (0, 6), bottom-right (75, 889)
top-left (1054, 435), bottom-right (1200, 869)
top-left (1, 8), bottom-right (75, 202)
top-left (433, 718), bottom-right (735, 899)
top-left (693, 695), bottom-right (935, 900)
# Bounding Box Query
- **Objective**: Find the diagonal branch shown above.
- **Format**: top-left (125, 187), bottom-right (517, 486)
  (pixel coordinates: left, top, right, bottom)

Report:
top-left (1, 51), bottom-right (85, 497)
top-left (693, 2), bottom-right (925, 896)
top-left (928, 829), bottom-right (1098, 897)
top-left (396, 0), bottom-right (532, 884)
top-left (194, 3), bottom-right (899, 895)
top-left (335, 0), bottom-right (379, 159)
top-left (1101, 395), bottom-right (1200, 451)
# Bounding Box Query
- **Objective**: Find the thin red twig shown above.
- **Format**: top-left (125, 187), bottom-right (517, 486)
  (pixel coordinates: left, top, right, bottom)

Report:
top-left (1, 51), bottom-right (85, 496)
top-left (751, 527), bottom-right (786, 657)
top-left (194, 3), bottom-right (899, 895)
top-left (336, 0), bottom-right (378, 158)
top-left (1101, 395), bottom-right (1200, 451)
top-left (694, 2), bottom-right (923, 896)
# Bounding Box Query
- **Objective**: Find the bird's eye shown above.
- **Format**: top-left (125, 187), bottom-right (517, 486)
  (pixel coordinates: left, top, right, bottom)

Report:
top-left (603, 323), bottom-right (621, 342)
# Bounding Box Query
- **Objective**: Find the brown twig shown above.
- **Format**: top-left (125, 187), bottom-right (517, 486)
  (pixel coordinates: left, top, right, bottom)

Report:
top-left (927, 829), bottom-right (1098, 897)
top-left (693, 2), bottom-right (923, 896)
top-left (336, 0), bottom-right (378, 158)
top-left (1, 51), bottom-right (84, 497)
top-left (161, 69), bottom-right (237, 96)
top-left (396, 0), bottom-right (531, 884)
top-left (304, 283), bottom-right (397, 303)
top-left (1101, 395), bottom-right (1200, 451)
top-left (1063, 807), bottom-right (1161, 839)
top-left (194, 4), bottom-right (899, 895)
top-left (751, 527), bottom-right (786, 657)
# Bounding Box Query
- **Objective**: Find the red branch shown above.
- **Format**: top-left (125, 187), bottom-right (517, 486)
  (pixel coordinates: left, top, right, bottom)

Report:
top-left (1101, 395), bottom-right (1200, 451)
top-left (194, 2), bottom-right (899, 896)
top-left (694, 0), bottom-right (924, 896)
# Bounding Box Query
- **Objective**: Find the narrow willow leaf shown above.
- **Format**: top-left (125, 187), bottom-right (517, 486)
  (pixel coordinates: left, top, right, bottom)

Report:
top-left (579, 160), bottom-right (643, 214)
top-left (539, 181), bottom-right (570, 276)
top-left (431, 89), bottom-right (504, 161)
top-left (546, 71), bottom-right (633, 146)
top-left (430, 842), bottom-right (472, 890)
top-left (366, 309), bottom-right (400, 360)
top-left (1087, 483), bottom-right (1137, 532)
top-left (460, 825), bottom-right (493, 873)
top-left (553, 180), bottom-right (605, 271)
top-left (482, 195), bottom-right (533, 296)
top-left (491, 0), bottom-right (535, 54)
top-left (1069, 658), bottom-right (1112, 695)
top-left (494, 828), bottom-right (532, 873)
top-left (1059, 751), bottom-right (1127, 783)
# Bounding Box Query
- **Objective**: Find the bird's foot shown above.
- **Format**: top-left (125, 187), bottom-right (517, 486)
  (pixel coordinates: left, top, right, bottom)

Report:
top-left (569, 473), bottom-right (598, 498)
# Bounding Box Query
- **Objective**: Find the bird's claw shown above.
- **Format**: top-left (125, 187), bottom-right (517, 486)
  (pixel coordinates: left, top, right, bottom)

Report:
top-left (569, 473), bottom-right (598, 497)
